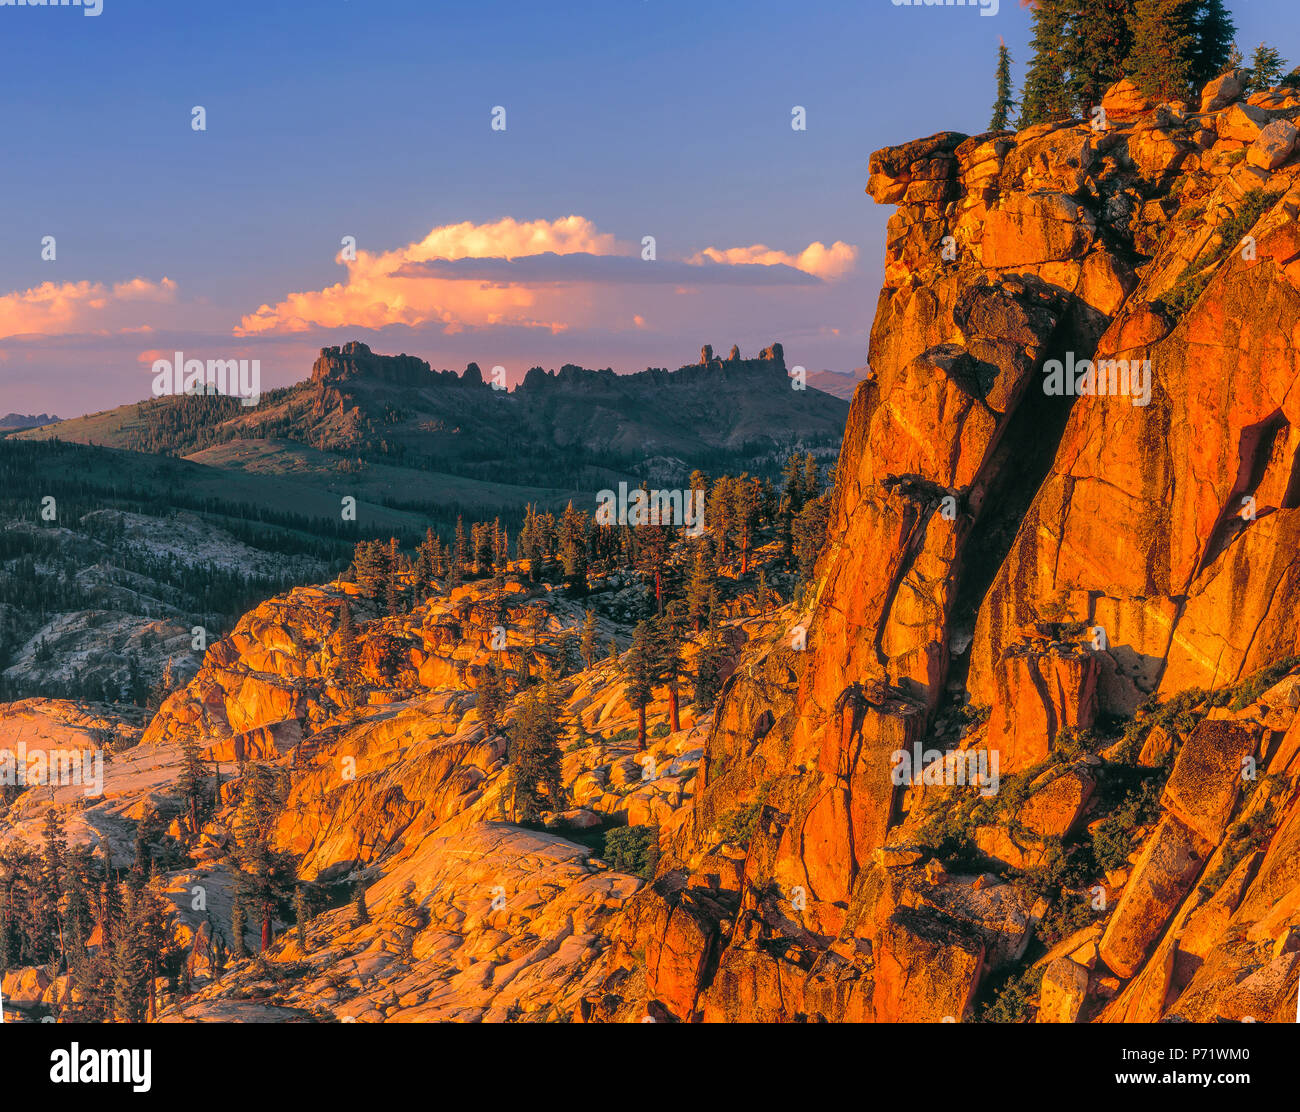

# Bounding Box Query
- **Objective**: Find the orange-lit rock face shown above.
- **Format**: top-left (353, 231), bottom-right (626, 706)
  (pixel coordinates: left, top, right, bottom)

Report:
top-left (602, 81), bottom-right (1300, 1023)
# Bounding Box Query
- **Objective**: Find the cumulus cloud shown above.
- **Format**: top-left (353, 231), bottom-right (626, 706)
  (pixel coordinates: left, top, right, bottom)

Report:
top-left (688, 240), bottom-right (858, 280)
top-left (393, 253), bottom-right (820, 286)
top-left (384, 215), bottom-right (622, 263)
top-left (237, 216), bottom-right (628, 336)
top-left (235, 217), bottom-right (845, 336)
top-left (0, 277), bottom-right (176, 340)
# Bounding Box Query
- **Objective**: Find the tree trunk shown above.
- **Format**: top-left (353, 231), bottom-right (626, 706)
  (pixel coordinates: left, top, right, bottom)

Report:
top-left (261, 911), bottom-right (271, 953)
top-left (667, 683), bottom-right (680, 734)
top-left (637, 705), bottom-right (647, 750)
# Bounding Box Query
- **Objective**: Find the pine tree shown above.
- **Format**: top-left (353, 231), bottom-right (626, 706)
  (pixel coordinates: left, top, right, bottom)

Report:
top-left (634, 488), bottom-right (673, 614)
top-left (1065, 0), bottom-right (1136, 113)
top-left (232, 766), bottom-right (293, 953)
top-left (535, 511), bottom-right (557, 571)
top-left (111, 882), bottom-right (150, 1020)
top-left (580, 608), bottom-right (598, 670)
top-left (61, 845), bottom-right (95, 957)
top-left (1020, 0), bottom-right (1074, 126)
top-left (134, 870), bottom-right (175, 1022)
top-left (65, 855), bottom-right (112, 1020)
top-left (39, 809), bottom-right (66, 963)
top-left (472, 521), bottom-right (494, 576)
top-left (558, 503), bottom-right (589, 597)
top-left (353, 883), bottom-right (369, 926)
top-left (352, 540), bottom-right (388, 604)
top-left (131, 807), bottom-right (158, 883)
top-left (229, 893), bottom-right (247, 958)
top-left (529, 604), bottom-right (549, 647)
top-left (781, 455), bottom-right (806, 515)
top-left (145, 657), bottom-right (176, 714)
top-left (757, 477), bottom-right (778, 526)
top-left (452, 516), bottom-right (468, 585)
top-left (693, 632), bottom-right (724, 712)
top-left (494, 519), bottom-right (508, 569)
top-left (176, 732), bottom-right (208, 840)
top-left (730, 475), bottom-right (760, 576)
top-left (107, 871), bottom-right (174, 1022)
top-left (415, 527), bottom-right (439, 598)
top-left (519, 504), bottom-right (540, 582)
top-left (652, 613), bottom-right (686, 735)
top-left (384, 537), bottom-right (403, 615)
top-left (1126, 0), bottom-right (1201, 102)
top-left (620, 621), bottom-right (657, 750)
top-left (0, 884), bottom-right (11, 975)
top-left (1247, 43), bottom-right (1287, 93)
top-left (504, 686), bottom-right (565, 823)
top-left (335, 599), bottom-right (359, 681)
top-left (125, 651), bottom-right (147, 706)
top-left (294, 885), bottom-right (310, 952)
top-left (1192, 0), bottom-right (1237, 86)
top-left (990, 40), bottom-right (1017, 130)
top-left (801, 454), bottom-right (821, 499)
top-left (708, 476), bottom-right (735, 565)
top-left (477, 659), bottom-right (504, 733)
top-left (96, 840), bottom-right (117, 957)
top-left (793, 496), bottom-right (830, 587)
top-left (686, 550), bottom-right (713, 633)
top-left (553, 629), bottom-right (577, 679)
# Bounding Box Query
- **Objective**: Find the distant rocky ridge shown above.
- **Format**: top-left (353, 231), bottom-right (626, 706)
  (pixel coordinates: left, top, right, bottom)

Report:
top-left (805, 367), bottom-right (864, 400)
top-left (0, 413), bottom-right (58, 430)
top-left (309, 338), bottom-right (790, 391)
top-left (22, 341), bottom-right (847, 492)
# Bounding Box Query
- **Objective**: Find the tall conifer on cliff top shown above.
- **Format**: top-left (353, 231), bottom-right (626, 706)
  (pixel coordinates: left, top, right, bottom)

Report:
top-left (1192, 0), bottom-right (1237, 86)
top-left (1065, 0), bottom-right (1136, 113)
top-left (990, 40), bottom-right (1017, 131)
top-left (1020, 0), bottom-right (1073, 126)
top-left (1125, 0), bottom-right (1201, 101)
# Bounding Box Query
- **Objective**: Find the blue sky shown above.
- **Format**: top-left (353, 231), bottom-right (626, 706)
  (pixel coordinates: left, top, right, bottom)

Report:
top-left (0, 0), bottom-right (1294, 415)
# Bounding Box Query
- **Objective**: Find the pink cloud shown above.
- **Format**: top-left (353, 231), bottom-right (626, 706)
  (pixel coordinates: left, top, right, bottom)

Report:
top-left (688, 240), bottom-right (858, 280)
top-left (238, 216), bottom-right (628, 336)
top-left (0, 277), bottom-right (176, 340)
